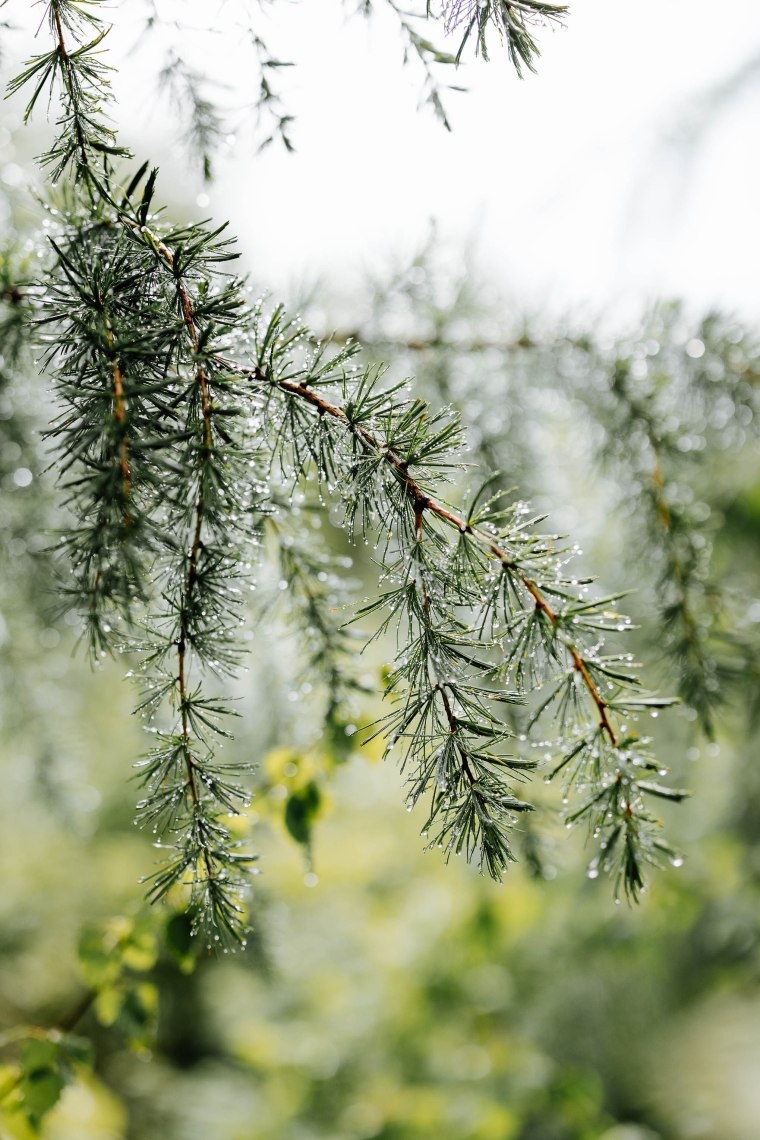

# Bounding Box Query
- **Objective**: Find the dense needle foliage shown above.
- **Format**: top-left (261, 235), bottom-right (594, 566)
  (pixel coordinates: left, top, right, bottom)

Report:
top-left (3, 0), bottom-right (687, 951)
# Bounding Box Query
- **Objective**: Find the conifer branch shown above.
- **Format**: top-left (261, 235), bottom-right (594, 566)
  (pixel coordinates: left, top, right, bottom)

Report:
top-left (319, 288), bottom-right (760, 736)
top-left (220, 314), bottom-right (682, 895)
top-left (239, 362), bottom-right (626, 749)
top-left (6, 0), bottom-right (129, 182)
top-left (16, 3), bottom-right (266, 946)
top-left (268, 515), bottom-right (368, 725)
top-left (608, 358), bottom-right (724, 736)
top-left (441, 0), bottom-right (567, 71)
top-left (7, 0), bottom-right (687, 934)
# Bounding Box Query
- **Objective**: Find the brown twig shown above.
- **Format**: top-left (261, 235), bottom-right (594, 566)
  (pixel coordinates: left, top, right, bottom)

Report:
top-left (310, 329), bottom-right (538, 355)
top-left (104, 317), bottom-right (131, 506)
top-left (118, 217), bottom-right (214, 450)
top-left (52, 5), bottom-right (68, 60)
top-left (51, 4), bottom-right (91, 173)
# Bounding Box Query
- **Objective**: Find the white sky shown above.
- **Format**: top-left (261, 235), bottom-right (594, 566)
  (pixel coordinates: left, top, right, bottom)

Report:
top-left (5, 1), bottom-right (760, 322)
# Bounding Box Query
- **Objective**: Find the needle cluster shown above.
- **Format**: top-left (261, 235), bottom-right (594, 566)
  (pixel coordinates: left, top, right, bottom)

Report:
top-left (441, 0), bottom-right (567, 71)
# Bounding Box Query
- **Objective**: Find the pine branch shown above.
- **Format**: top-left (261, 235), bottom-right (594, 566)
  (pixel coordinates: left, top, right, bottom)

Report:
top-left (606, 354), bottom-right (751, 737)
top-left (13, 6), bottom-right (269, 947)
top-left (220, 312), bottom-right (683, 897)
top-left (158, 50), bottom-right (224, 182)
top-left (441, 0), bottom-right (567, 71)
top-left (6, 0), bottom-right (129, 183)
top-left (314, 280), bottom-right (760, 737)
top-left (7, 0), bottom-right (687, 932)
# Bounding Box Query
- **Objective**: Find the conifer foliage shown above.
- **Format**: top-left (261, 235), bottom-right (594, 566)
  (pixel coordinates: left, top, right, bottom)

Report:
top-left (6, 0), bottom-right (686, 947)
top-left (442, 0), bottom-right (567, 71)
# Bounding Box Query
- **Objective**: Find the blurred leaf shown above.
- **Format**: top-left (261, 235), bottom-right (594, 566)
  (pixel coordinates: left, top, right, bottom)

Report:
top-left (78, 915), bottom-right (158, 989)
top-left (94, 982), bottom-right (158, 1050)
top-left (17, 1040), bottom-right (65, 1131)
top-left (164, 912), bottom-right (196, 975)
top-left (284, 781), bottom-right (322, 847)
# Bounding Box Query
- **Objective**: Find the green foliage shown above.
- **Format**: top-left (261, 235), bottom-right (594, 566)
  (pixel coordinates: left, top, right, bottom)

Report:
top-left (4, 705), bottom-right (760, 1138)
top-left (329, 246), bottom-right (760, 741)
top-left (11, 1037), bottom-right (90, 1132)
top-left (441, 0), bottom-right (567, 71)
top-left (284, 779), bottom-right (323, 847)
top-left (2, 0), bottom-right (686, 954)
top-left (158, 51), bottom-right (224, 182)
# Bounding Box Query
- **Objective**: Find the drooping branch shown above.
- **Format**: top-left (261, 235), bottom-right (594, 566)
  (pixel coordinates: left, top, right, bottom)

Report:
top-left (6, 0), bottom-right (686, 922)
top-left (237, 361), bottom-right (623, 750)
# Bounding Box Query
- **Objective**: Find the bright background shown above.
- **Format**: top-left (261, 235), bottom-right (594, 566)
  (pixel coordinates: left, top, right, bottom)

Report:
top-left (110, 0), bottom-right (760, 320)
top-left (3, 1), bottom-right (760, 318)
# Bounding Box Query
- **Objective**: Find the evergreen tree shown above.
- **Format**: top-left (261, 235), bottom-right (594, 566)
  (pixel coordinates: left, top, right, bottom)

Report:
top-left (1, 5), bottom-right (758, 1133)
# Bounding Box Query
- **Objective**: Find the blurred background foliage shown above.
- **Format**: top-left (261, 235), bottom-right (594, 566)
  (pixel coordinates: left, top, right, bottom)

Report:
top-left (2, 4), bottom-right (760, 1139)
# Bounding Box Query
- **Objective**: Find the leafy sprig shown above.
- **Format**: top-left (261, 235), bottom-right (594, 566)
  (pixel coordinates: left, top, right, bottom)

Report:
top-left (7, 0), bottom-right (128, 183)
top-left (441, 0), bottom-right (568, 71)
